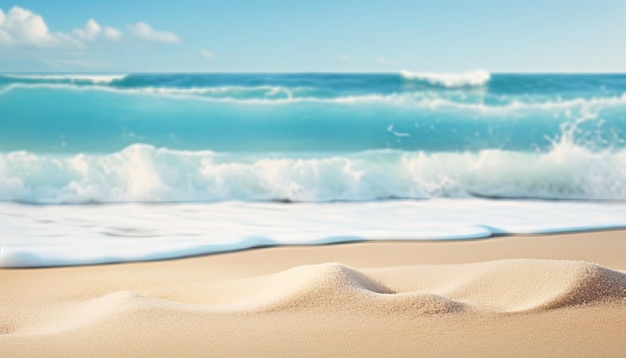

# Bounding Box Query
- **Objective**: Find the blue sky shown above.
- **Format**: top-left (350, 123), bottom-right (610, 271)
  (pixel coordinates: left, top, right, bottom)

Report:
top-left (1, 0), bottom-right (625, 72)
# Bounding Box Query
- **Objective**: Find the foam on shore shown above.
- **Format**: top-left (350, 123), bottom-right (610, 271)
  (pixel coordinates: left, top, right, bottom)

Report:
top-left (3, 200), bottom-right (626, 267)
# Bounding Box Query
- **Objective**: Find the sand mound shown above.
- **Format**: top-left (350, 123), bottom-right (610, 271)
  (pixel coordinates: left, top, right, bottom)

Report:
top-left (234, 262), bottom-right (468, 314)
top-left (367, 259), bottom-right (626, 312)
top-left (207, 260), bottom-right (626, 314)
top-left (6, 259), bottom-right (626, 339)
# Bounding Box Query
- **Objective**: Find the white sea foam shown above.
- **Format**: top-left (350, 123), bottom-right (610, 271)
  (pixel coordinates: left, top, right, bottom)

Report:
top-left (1, 74), bottom-right (128, 84)
top-left (0, 82), bottom-right (315, 102)
top-left (387, 124), bottom-right (411, 137)
top-left (400, 70), bottom-right (491, 87)
top-left (0, 142), bottom-right (625, 204)
top-left (1, 199), bottom-right (626, 267)
top-left (3, 81), bottom-right (626, 115)
top-left (133, 85), bottom-right (317, 98)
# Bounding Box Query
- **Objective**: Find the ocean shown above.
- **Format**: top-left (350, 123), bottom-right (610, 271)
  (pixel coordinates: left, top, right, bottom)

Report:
top-left (1, 71), bottom-right (626, 267)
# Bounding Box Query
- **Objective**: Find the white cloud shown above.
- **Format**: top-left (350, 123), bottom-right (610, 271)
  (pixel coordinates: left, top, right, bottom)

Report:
top-left (0, 7), bottom-right (121, 47)
top-left (340, 55), bottom-right (351, 62)
top-left (375, 57), bottom-right (396, 65)
top-left (72, 19), bottom-right (99, 41)
top-left (103, 27), bottom-right (121, 40)
top-left (200, 49), bottom-right (215, 60)
top-left (129, 22), bottom-right (179, 43)
top-left (0, 30), bottom-right (10, 46)
top-left (72, 19), bottom-right (121, 42)
top-left (0, 6), bottom-right (59, 47)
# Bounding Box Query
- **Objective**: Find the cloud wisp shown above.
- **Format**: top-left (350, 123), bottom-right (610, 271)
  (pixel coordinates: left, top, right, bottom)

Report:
top-left (200, 49), bottom-right (215, 60)
top-left (129, 22), bottom-right (179, 43)
top-left (375, 57), bottom-right (396, 65)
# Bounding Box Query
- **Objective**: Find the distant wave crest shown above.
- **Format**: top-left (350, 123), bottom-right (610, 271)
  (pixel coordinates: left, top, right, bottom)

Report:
top-left (400, 70), bottom-right (491, 87)
top-left (5, 81), bottom-right (626, 114)
top-left (0, 74), bottom-right (128, 84)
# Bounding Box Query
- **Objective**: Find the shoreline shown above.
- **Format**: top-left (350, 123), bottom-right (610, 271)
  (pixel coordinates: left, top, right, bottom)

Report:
top-left (2, 230), bottom-right (626, 357)
top-left (4, 198), bottom-right (626, 268)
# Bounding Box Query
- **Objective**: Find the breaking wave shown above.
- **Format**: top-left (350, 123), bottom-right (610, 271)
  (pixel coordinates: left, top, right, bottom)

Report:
top-left (400, 70), bottom-right (491, 87)
top-left (1, 139), bottom-right (624, 204)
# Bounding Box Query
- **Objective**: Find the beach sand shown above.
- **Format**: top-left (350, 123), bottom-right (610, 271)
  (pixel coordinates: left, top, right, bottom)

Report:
top-left (1, 230), bottom-right (626, 357)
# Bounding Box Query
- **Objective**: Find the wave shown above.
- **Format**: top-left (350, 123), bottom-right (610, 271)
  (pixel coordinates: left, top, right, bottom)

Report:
top-left (400, 70), bottom-right (491, 87)
top-left (119, 84), bottom-right (320, 99)
top-left (1, 141), bottom-right (624, 204)
top-left (0, 80), bottom-right (312, 99)
top-left (0, 82), bottom-right (334, 102)
top-left (4, 81), bottom-right (626, 114)
top-left (0, 73), bottom-right (128, 84)
top-left (2, 72), bottom-right (492, 89)
top-left (1, 73), bottom-right (626, 118)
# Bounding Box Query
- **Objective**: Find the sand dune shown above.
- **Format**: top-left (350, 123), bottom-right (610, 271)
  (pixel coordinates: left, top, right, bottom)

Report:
top-left (2, 233), bottom-right (626, 357)
top-left (367, 260), bottom-right (626, 312)
top-left (164, 260), bottom-right (625, 315)
top-left (4, 260), bottom-right (626, 336)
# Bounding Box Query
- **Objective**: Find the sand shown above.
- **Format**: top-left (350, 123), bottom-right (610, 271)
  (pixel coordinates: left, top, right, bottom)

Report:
top-left (1, 230), bottom-right (626, 357)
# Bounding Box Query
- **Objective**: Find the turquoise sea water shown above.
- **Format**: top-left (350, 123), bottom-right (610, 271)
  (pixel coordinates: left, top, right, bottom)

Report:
top-left (1, 71), bottom-right (626, 267)
top-left (2, 72), bottom-right (626, 155)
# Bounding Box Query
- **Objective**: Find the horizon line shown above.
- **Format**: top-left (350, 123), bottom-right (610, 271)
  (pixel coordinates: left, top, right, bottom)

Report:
top-left (3, 71), bottom-right (626, 75)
